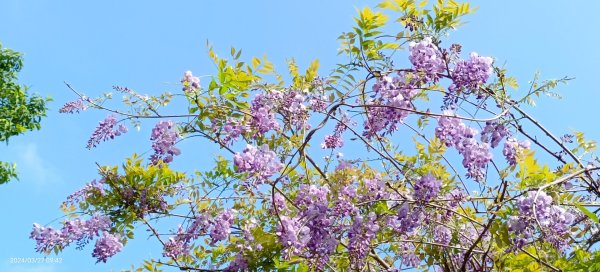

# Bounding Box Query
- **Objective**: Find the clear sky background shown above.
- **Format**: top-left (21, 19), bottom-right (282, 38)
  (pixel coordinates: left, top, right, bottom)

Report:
top-left (1, 1), bottom-right (599, 271)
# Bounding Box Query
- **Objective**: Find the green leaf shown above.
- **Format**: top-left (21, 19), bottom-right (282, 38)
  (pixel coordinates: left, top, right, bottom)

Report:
top-left (576, 204), bottom-right (599, 223)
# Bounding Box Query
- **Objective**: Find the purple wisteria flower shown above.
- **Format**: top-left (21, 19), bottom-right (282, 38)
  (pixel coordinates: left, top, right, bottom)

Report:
top-left (163, 236), bottom-right (189, 259)
top-left (59, 98), bottom-right (87, 114)
top-left (63, 179), bottom-right (105, 207)
top-left (30, 214), bottom-right (112, 255)
top-left (363, 75), bottom-right (418, 139)
top-left (503, 137), bottom-right (531, 165)
top-left (272, 192), bottom-right (287, 212)
top-left (409, 37), bottom-right (445, 82)
top-left (361, 177), bottom-right (389, 202)
top-left (221, 119), bottom-right (246, 145)
top-left (413, 175), bottom-right (442, 201)
top-left (276, 216), bottom-right (310, 257)
top-left (281, 91), bottom-right (309, 130)
top-left (92, 232), bottom-right (123, 263)
top-left (435, 110), bottom-right (477, 148)
top-left (78, 214), bottom-right (112, 237)
top-left (249, 92), bottom-right (281, 136)
top-left (546, 206), bottom-right (575, 250)
top-left (309, 95), bottom-right (328, 112)
top-left (321, 134), bottom-right (343, 149)
top-left (87, 115), bottom-right (128, 149)
top-left (348, 212), bottom-right (379, 269)
top-left (450, 52), bottom-right (494, 92)
top-left (294, 184), bottom-right (338, 269)
top-left (460, 139), bottom-right (493, 181)
top-left (508, 191), bottom-right (575, 251)
top-left (332, 185), bottom-right (358, 217)
top-left (226, 252), bottom-right (248, 271)
top-left (162, 214), bottom-right (211, 258)
top-left (481, 120), bottom-right (509, 148)
top-left (30, 224), bottom-right (62, 253)
top-left (389, 203), bottom-right (423, 235)
top-left (436, 111), bottom-right (492, 181)
top-left (401, 242), bottom-right (421, 267)
top-left (210, 209), bottom-right (235, 245)
top-left (233, 144), bottom-right (283, 185)
top-left (433, 225), bottom-right (452, 245)
top-left (150, 120), bottom-right (181, 164)
top-left (322, 112), bottom-right (353, 149)
top-left (181, 70), bottom-right (200, 92)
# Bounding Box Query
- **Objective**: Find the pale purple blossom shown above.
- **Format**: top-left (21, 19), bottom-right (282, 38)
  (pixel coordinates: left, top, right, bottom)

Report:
top-left (363, 75), bottom-right (418, 139)
top-left (87, 115), bottom-right (128, 148)
top-left (409, 37), bottom-right (445, 82)
top-left (450, 52), bottom-right (493, 92)
top-left (233, 144), bottom-right (282, 185)
top-left (181, 70), bottom-right (200, 92)
top-left (348, 212), bottom-right (379, 269)
top-left (150, 120), bottom-right (180, 164)
top-left (413, 175), bottom-right (442, 201)
top-left (59, 98), bottom-right (87, 114)
top-left (92, 232), bottom-right (123, 263)
top-left (503, 137), bottom-right (530, 165)
top-left (210, 209), bottom-right (235, 245)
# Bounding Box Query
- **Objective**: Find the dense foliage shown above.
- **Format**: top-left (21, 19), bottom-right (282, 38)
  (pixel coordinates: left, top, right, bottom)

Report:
top-left (0, 43), bottom-right (49, 184)
top-left (32, 1), bottom-right (600, 271)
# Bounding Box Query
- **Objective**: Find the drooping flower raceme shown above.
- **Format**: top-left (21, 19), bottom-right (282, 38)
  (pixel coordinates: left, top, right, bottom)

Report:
top-left (293, 185), bottom-right (338, 269)
top-left (59, 98), bottom-right (88, 114)
top-left (92, 232), bottom-right (123, 263)
top-left (249, 92), bottom-right (282, 136)
top-left (545, 206), bottom-right (576, 250)
top-left (63, 179), bottom-right (105, 207)
top-left (219, 118), bottom-right (247, 145)
top-left (459, 138), bottom-right (493, 181)
top-left (322, 112), bottom-right (353, 149)
top-left (361, 177), bottom-right (389, 202)
top-left (332, 185), bottom-right (358, 217)
top-left (210, 209), bottom-right (235, 245)
top-left (150, 120), bottom-right (181, 164)
top-left (226, 252), bottom-right (249, 271)
top-left (348, 212), bottom-right (380, 269)
top-left (389, 203), bottom-right (423, 235)
top-left (87, 115), bottom-right (128, 148)
top-left (60, 219), bottom-right (88, 245)
top-left (163, 214), bottom-right (211, 258)
top-left (433, 225), bottom-right (452, 245)
top-left (503, 137), bottom-right (531, 166)
top-left (233, 144), bottom-right (283, 185)
top-left (449, 52), bottom-right (494, 92)
top-left (163, 230), bottom-right (190, 259)
top-left (481, 120), bottom-right (509, 148)
top-left (508, 191), bottom-right (575, 251)
top-left (309, 95), bottom-right (328, 112)
top-left (82, 214), bottom-right (112, 237)
top-left (435, 110), bottom-right (477, 148)
top-left (181, 70), bottom-right (200, 93)
top-left (436, 112), bottom-right (492, 181)
top-left (281, 91), bottom-right (309, 130)
top-left (272, 192), bottom-right (287, 212)
top-left (363, 75), bottom-right (418, 139)
top-left (413, 175), bottom-right (442, 201)
top-left (400, 242), bottom-right (421, 268)
top-left (409, 37), bottom-right (445, 83)
top-left (30, 214), bottom-right (113, 258)
top-left (30, 224), bottom-right (62, 253)
top-left (321, 134), bottom-right (343, 149)
top-left (276, 216), bottom-right (311, 257)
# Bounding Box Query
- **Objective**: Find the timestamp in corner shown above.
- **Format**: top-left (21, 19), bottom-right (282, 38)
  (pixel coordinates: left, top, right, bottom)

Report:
top-left (9, 257), bottom-right (63, 264)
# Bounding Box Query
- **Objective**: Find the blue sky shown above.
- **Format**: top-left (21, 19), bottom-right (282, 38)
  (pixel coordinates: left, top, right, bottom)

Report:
top-left (1, 1), bottom-right (600, 271)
